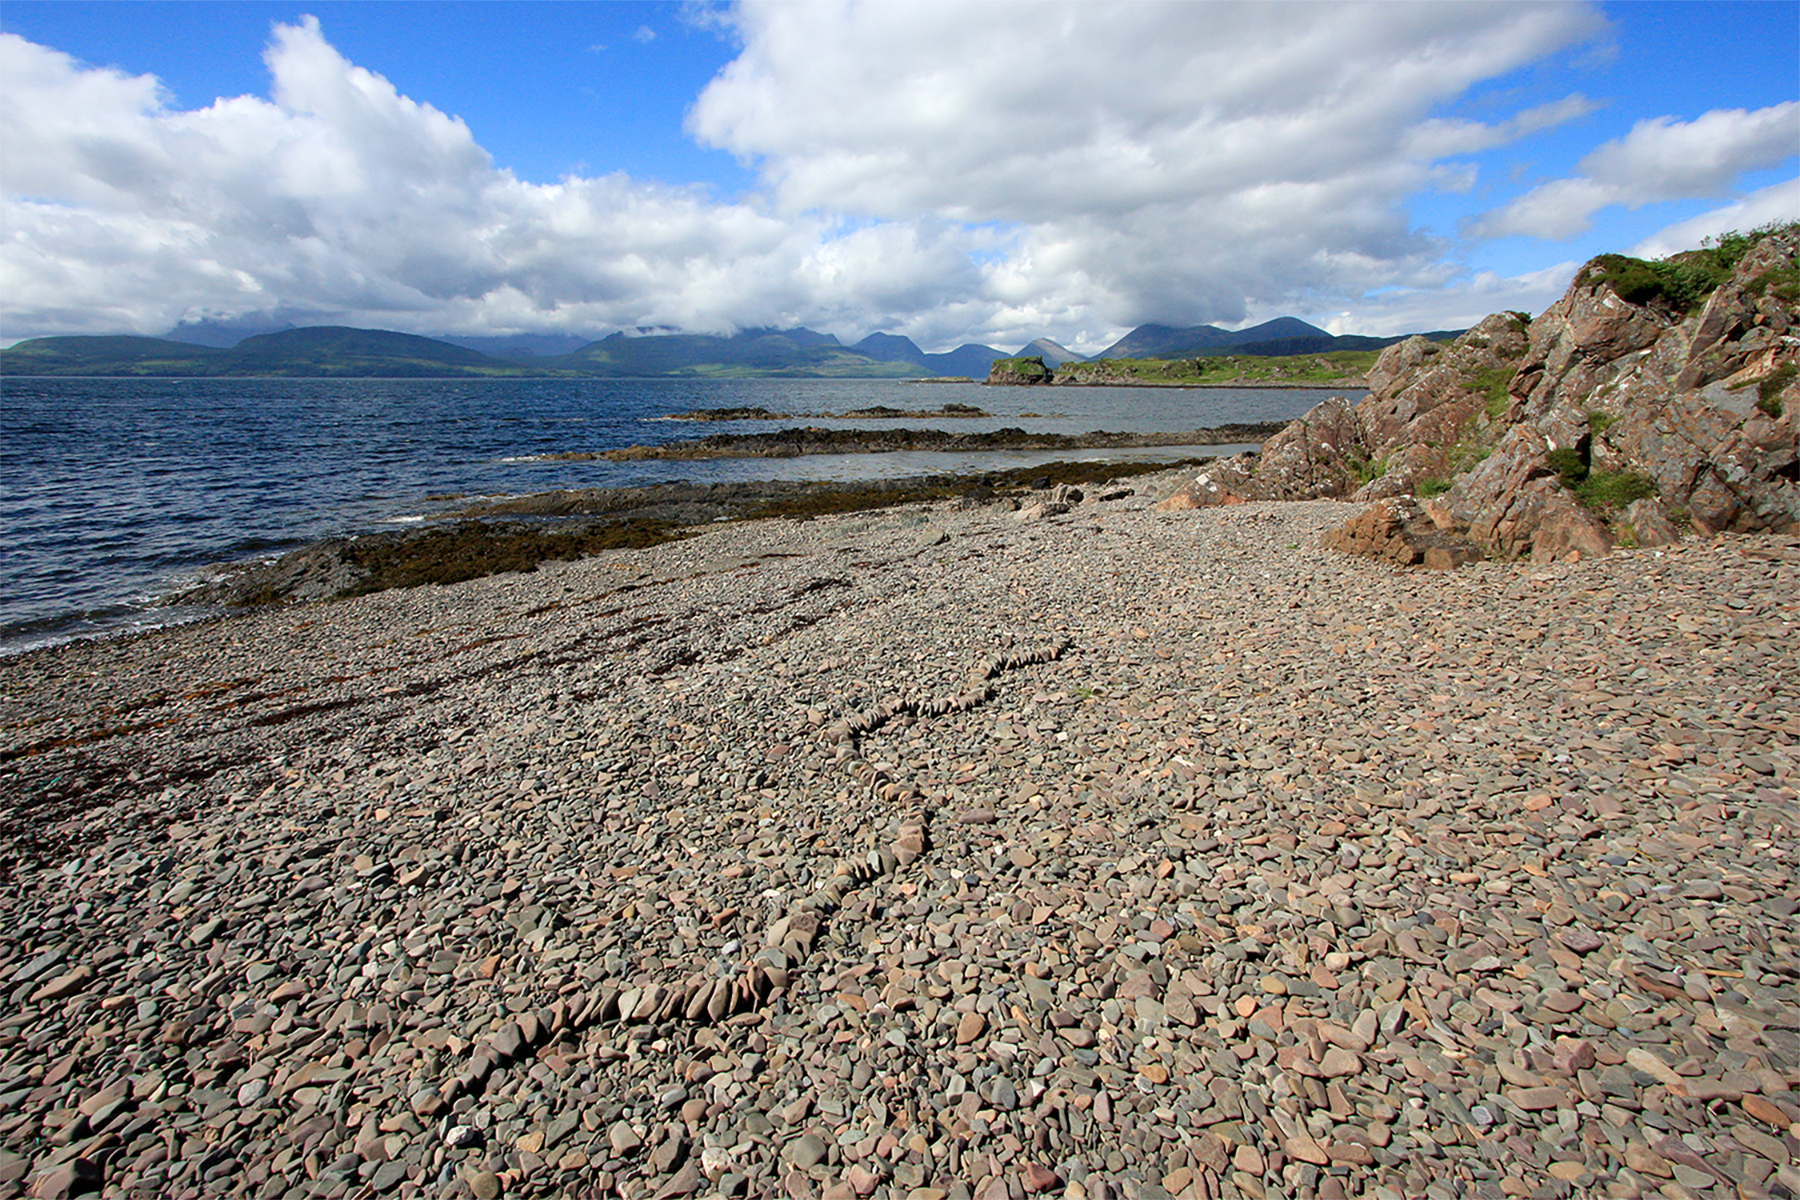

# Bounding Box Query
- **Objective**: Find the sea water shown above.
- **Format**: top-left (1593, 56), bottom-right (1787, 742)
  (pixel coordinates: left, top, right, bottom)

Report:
top-left (0, 376), bottom-right (1359, 653)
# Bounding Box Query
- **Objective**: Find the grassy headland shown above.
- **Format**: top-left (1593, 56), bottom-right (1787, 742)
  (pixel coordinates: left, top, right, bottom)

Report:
top-left (1050, 350), bottom-right (1378, 387)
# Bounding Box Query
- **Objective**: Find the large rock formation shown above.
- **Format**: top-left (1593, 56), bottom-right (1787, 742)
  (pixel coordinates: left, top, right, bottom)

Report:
top-left (985, 355), bottom-right (1054, 385)
top-left (1160, 227), bottom-right (1800, 564)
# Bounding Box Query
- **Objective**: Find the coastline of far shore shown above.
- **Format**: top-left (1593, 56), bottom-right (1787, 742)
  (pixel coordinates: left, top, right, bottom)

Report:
top-left (0, 469), bottom-right (1794, 1200)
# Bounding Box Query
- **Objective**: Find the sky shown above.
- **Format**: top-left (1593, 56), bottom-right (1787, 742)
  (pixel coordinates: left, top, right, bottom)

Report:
top-left (2, 1), bottom-right (1796, 354)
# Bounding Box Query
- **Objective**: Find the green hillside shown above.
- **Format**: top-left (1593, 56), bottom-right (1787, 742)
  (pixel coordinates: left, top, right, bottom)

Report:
top-left (1052, 349), bottom-right (1381, 386)
top-left (0, 335), bottom-right (226, 375)
top-left (551, 330), bottom-right (919, 377)
top-left (215, 327), bottom-right (575, 376)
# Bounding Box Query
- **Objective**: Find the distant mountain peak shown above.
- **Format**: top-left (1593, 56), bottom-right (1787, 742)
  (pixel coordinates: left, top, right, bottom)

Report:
top-left (1098, 315), bottom-right (1413, 360)
top-left (1013, 338), bottom-right (1087, 367)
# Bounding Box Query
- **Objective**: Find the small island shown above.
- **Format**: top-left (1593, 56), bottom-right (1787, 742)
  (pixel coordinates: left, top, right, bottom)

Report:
top-left (987, 350), bottom-right (1379, 388)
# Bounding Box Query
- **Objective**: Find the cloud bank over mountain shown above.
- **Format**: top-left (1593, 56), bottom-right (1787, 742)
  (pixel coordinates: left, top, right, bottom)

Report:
top-left (2, 2), bottom-right (1794, 351)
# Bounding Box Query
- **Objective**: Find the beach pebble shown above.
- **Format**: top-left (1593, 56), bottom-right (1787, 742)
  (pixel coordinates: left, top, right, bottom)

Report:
top-left (0, 486), bottom-right (1792, 1200)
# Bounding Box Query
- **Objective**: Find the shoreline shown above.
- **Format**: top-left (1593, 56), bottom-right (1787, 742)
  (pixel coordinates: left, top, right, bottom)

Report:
top-left (155, 455), bottom-right (1228, 610)
top-left (0, 475), bottom-right (1794, 1199)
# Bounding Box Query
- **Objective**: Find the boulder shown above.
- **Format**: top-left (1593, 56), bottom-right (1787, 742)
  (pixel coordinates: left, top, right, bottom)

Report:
top-left (1619, 497), bottom-right (1682, 548)
top-left (1253, 395), bottom-right (1368, 499)
top-left (1155, 458), bottom-right (1259, 509)
top-left (1320, 497), bottom-right (1482, 569)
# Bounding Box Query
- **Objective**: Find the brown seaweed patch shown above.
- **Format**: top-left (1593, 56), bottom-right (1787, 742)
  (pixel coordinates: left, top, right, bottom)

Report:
top-left (734, 456), bottom-right (1212, 522)
top-left (336, 520), bottom-right (694, 595)
top-left (600, 423), bottom-right (1283, 461)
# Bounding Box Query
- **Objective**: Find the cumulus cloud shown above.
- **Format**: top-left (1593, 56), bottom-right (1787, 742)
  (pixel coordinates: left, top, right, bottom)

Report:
top-left (1322, 260), bottom-right (1581, 338)
top-left (0, 20), bottom-right (983, 342)
top-left (0, 4), bottom-right (1635, 349)
top-left (1626, 177), bottom-right (1800, 260)
top-left (1470, 102), bottom-right (1800, 240)
top-left (689, 0), bottom-right (1606, 338)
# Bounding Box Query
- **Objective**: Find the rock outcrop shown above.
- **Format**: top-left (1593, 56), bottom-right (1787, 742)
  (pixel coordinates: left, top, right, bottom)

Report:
top-left (1160, 226), bottom-right (1800, 565)
top-left (985, 355), bottom-right (1054, 385)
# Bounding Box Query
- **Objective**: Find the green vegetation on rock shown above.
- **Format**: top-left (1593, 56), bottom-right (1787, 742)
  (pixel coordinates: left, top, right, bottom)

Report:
top-left (1747, 262), bottom-right (1800, 304)
top-left (1415, 477), bottom-right (1453, 498)
top-left (987, 356), bottom-right (1054, 383)
top-left (1575, 471), bottom-right (1658, 514)
top-left (1051, 350), bottom-right (1378, 387)
top-left (1351, 455), bottom-right (1387, 486)
top-left (1544, 441), bottom-right (1657, 515)
top-left (1577, 220), bottom-right (1800, 315)
top-left (1469, 365), bottom-right (1518, 418)
top-left (1757, 363), bottom-right (1795, 418)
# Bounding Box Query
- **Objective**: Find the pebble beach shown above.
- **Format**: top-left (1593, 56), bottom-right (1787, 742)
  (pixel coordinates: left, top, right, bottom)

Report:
top-left (1, 476), bottom-right (1796, 1200)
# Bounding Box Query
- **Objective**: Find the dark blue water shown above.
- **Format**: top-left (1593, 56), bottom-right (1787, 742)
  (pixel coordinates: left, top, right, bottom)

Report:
top-left (0, 376), bottom-right (1353, 652)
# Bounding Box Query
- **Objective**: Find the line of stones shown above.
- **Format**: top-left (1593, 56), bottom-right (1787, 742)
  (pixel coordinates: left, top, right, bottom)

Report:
top-left (432, 638), bottom-right (1073, 1110)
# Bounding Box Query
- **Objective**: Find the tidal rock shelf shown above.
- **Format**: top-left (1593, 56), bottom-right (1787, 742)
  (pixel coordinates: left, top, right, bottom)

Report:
top-left (594, 426), bottom-right (1284, 463)
top-left (0, 477), bottom-right (1795, 1200)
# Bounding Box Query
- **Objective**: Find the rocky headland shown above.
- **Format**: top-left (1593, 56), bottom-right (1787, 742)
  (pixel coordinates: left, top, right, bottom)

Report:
top-left (1157, 226), bottom-right (1800, 568)
top-left (984, 360), bottom-right (1372, 391)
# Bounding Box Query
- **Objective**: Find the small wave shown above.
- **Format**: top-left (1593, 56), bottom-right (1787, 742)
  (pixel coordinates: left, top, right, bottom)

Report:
top-left (0, 600), bottom-right (223, 658)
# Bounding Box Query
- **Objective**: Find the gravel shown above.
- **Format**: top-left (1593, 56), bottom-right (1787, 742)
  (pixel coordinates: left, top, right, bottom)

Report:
top-left (1, 474), bottom-right (1795, 1200)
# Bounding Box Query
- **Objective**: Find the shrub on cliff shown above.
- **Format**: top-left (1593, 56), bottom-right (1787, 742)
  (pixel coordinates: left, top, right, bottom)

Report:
top-left (1578, 221), bottom-right (1800, 314)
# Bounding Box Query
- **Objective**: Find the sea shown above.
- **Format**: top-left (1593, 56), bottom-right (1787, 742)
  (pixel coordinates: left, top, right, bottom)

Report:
top-left (0, 376), bottom-right (1361, 654)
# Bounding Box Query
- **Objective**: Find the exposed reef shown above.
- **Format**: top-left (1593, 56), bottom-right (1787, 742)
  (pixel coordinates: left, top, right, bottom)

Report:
top-left (595, 423), bottom-right (1284, 462)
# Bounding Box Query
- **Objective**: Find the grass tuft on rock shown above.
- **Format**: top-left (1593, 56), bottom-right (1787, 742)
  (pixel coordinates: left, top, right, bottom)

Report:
top-left (1575, 471), bottom-right (1658, 515)
top-left (1757, 363), bottom-right (1795, 418)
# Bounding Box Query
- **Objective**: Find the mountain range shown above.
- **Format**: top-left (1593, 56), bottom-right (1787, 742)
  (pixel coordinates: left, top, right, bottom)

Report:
top-left (1, 318), bottom-right (1456, 378)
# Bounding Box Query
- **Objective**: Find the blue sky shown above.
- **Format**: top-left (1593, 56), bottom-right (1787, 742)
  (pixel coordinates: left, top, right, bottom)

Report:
top-left (2, 1), bottom-right (1795, 352)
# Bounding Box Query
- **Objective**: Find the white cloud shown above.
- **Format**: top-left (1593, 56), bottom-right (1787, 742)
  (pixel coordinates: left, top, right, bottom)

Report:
top-left (1471, 102), bottom-right (1800, 239)
top-left (1627, 178), bottom-right (1800, 260)
top-left (1321, 260), bottom-right (1580, 338)
top-left (0, 21), bottom-right (989, 343)
top-left (0, 4), bottom-right (1639, 349)
top-left (694, 3), bottom-right (1601, 215)
top-left (1403, 93), bottom-right (1599, 160)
